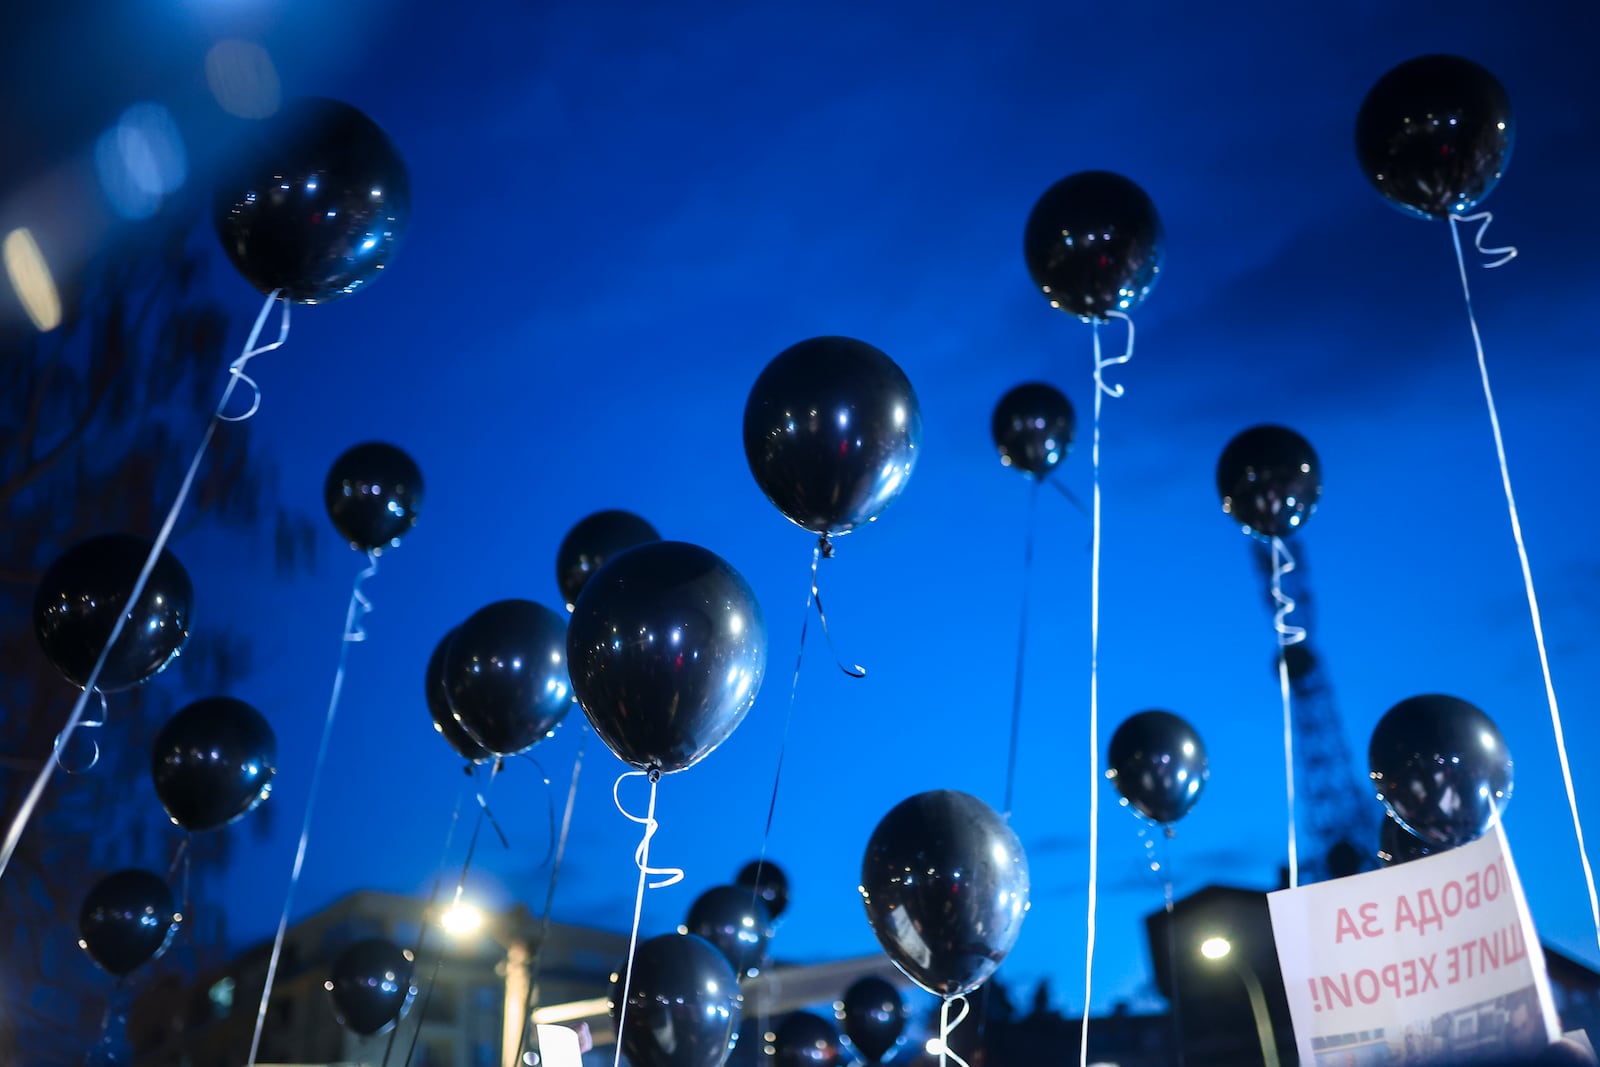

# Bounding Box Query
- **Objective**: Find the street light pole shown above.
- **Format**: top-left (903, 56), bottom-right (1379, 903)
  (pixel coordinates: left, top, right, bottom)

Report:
top-left (1199, 936), bottom-right (1279, 1067)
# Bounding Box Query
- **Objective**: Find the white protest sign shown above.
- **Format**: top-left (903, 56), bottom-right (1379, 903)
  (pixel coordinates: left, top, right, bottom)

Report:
top-left (1268, 823), bottom-right (1560, 1065)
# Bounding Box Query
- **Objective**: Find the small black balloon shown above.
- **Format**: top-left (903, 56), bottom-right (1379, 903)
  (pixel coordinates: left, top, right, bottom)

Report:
top-left (992, 382), bottom-right (1075, 478)
top-left (78, 869), bottom-right (181, 976)
top-left (214, 97), bottom-right (410, 303)
top-left (1356, 54), bottom-right (1514, 221)
top-left (686, 884), bottom-right (773, 979)
top-left (1378, 814), bottom-right (1436, 867)
top-left (735, 859), bottom-right (790, 922)
top-left (327, 938), bottom-right (416, 1036)
top-left (1216, 425), bottom-right (1321, 540)
top-left (840, 976), bottom-right (906, 1063)
top-left (1023, 170), bottom-right (1164, 322)
top-left (773, 1012), bottom-right (844, 1067)
top-left (1370, 694), bottom-right (1512, 848)
top-left (860, 790), bottom-right (1029, 998)
top-left (425, 628), bottom-right (492, 763)
top-left (743, 336), bottom-right (922, 537)
top-left (556, 510), bottom-right (661, 611)
top-left (611, 933), bottom-right (743, 1067)
top-left (151, 697), bottom-right (276, 833)
top-left (1106, 710), bottom-right (1209, 826)
top-left (569, 541), bottom-right (766, 774)
top-left (33, 534), bottom-right (193, 693)
top-left (324, 442), bottom-right (424, 554)
top-left (444, 600), bottom-right (571, 757)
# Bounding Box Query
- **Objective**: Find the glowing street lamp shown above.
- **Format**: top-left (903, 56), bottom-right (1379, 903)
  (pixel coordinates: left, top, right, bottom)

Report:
top-left (1197, 935), bottom-right (1278, 1067)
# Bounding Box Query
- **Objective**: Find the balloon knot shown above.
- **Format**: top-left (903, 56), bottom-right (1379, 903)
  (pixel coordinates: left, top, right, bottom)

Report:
top-left (818, 534), bottom-right (836, 559)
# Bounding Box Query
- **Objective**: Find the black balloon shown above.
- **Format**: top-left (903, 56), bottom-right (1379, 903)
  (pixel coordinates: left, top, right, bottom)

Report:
top-left (568, 541), bottom-right (766, 774)
top-left (214, 97), bottom-right (410, 304)
top-left (324, 442), bottom-right (424, 554)
top-left (992, 382), bottom-right (1075, 479)
top-left (556, 510), bottom-right (661, 611)
top-left (1106, 710), bottom-right (1208, 826)
top-left (1023, 170), bottom-right (1164, 322)
top-left (840, 976), bottom-right (906, 1063)
top-left (743, 337), bottom-right (922, 537)
top-left (327, 938), bottom-right (416, 1036)
top-left (774, 1012), bottom-right (844, 1067)
top-left (151, 697), bottom-right (276, 833)
top-left (859, 790), bottom-right (1029, 997)
top-left (1378, 814), bottom-right (1435, 867)
top-left (686, 884), bottom-right (773, 979)
top-left (33, 534), bottom-right (193, 693)
top-left (425, 628), bottom-right (492, 763)
top-left (1356, 55), bottom-right (1514, 221)
top-left (1216, 425), bottom-right (1321, 541)
top-left (1369, 694), bottom-right (1513, 848)
top-left (443, 600), bottom-right (571, 757)
top-left (78, 869), bottom-right (181, 976)
top-left (736, 859), bottom-right (790, 922)
top-left (611, 933), bottom-right (743, 1067)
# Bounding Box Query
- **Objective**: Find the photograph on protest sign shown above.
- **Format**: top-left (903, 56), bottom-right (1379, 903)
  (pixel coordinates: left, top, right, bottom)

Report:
top-left (1268, 824), bottom-right (1561, 1064)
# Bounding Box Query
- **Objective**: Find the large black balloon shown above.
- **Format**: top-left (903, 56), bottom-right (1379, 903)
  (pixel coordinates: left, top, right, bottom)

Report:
top-left (743, 337), bottom-right (922, 537)
top-left (1356, 55), bottom-right (1514, 221)
top-left (324, 442), bottom-right (424, 554)
top-left (773, 1012), bottom-right (844, 1067)
top-left (859, 790), bottom-right (1029, 997)
top-left (556, 510), bottom-right (661, 611)
top-left (686, 884), bottom-right (773, 979)
top-left (1369, 694), bottom-right (1513, 848)
top-left (151, 697), bottom-right (276, 833)
top-left (1023, 170), bottom-right (1164, 322)
top-left (736, 859), bottom-right (790, 922)
top-left (992, 382), bottom-right (1075, 479)
top-left (327, 938), bottom-right (416, 1036)
top-left (1378, 814), bottom-right (1436, 867)
top-left (840, 976), bottom-right (906, 1063)
top-left (443, 600), bottom-right (571, 757)
top-left (568, 541), bottom-right (766, 775)
top-left (213, 97), bottom-right (410, 304)
top-left (425, 628), bottom-right (492, 763)
top-left (611, 933), bottom-right (743, 1067)
top-left (78, 869), bottom-right (181, 976)
top-left (33, 534), bottom-right (193, 693)
top-left (1106, 710), bottom-right (1208, 826)
top-left (1216, 425), bottom-right (1321, 541)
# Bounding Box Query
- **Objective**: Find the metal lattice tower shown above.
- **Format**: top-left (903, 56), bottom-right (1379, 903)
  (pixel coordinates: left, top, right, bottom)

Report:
top-left (1251, 539), bottom-right (1376, 883)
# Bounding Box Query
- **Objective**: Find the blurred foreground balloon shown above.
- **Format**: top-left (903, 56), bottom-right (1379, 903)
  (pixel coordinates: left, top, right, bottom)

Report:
top-left (151, 697), bottom-right (276, 832)
top-left (686, 884), bottom-right (773, 979)
top-left (324, 442), bottom-right (423, 553)
top-left (78, 870), bottom-right (181, 976)
top-left (736, 858), bottom-right (789, 922)
top-left (214, 97), bottom-right (410, 303)
top-left (992, 382), bottom-right (1075, 478)
top-left (556, 509), bottom-right (660, 611)
top-left (1023, 170), bottom-right (1163, 322)
top-left (611, 933), bottom-right (742, 1067)
top-left (424, 628), bottom-right (492, 763)
top-left (860, 790), bottom-right (1029, 997)
top-left (743, 337), bottom-right (922, 537)
top-left (1106, 710), bottom-right (1208, 826)
top-left (774, 1012), bottom-right (843, 1067)
top-left (569, 541), bottom-right (766, 774)
top-left (444, 600), bottom-right (571, 757)
top-left (1356, 55), bottom-right (1514, 220)
top-left (34, 534), bottom-right (193, 693)
top-left (840, 976), bottom-right (906, 1063)
top-left (1378, 814), bottom-right (1435, 867)
top-left (326, 938), bottom-right (416, 1036)
top-left (1216, 425), bottom-right (1321, 541)
top-left (1369, 694), bottom-right (1512, 847)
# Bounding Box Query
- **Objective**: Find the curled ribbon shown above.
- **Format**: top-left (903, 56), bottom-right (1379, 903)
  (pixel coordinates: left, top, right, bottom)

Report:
top-left (812, 535), bottom-right (866, 679)
top-left (613, 770), bottom-right (684, 889)
top-left (344, 551), bottom-right (380, 643)
top-left (1451, 211), bottom-right (1517, 269)
top-left (1093, 309), bottom-right (1135, 398)
top-left (1268, 536), bottom-right (1307, 648)
top-left (218, 290), bottom-right (289, 423)
top-left (937, 994), bottom-right (972, 1067)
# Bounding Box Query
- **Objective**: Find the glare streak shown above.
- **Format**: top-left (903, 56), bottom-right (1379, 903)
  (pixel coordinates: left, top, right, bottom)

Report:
top-left (3, 229), bottom-right (61, 332)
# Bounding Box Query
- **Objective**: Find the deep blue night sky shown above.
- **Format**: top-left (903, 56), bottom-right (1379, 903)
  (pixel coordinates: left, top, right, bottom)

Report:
top-left (6, 0), bottom-right (1600, 1024)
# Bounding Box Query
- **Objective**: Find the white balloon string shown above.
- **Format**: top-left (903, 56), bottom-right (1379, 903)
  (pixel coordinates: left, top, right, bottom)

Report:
top-left (612, 770), bottom-right (681, 1067)
top-left (1271, 536), bottom-right (1302, 890)
top-left (52, 687), bottom-right (107, 773)
top-left (1453, 210), bottom-right (1517, 269)
top-left (1003, 480), bottom-right (1040, 821)
top-left (937, 994), bottom-right (971, 1067)
top-left (1448, 213), bottom-right (1600, 955)
top-left (246, 551), bottom-right (378, 1067)
top-left (812, 535), bottom-right (867, 678)
top-left (0, 289), bottom-right (287, 887)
